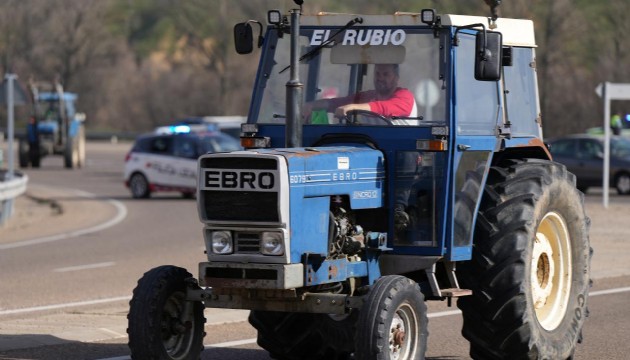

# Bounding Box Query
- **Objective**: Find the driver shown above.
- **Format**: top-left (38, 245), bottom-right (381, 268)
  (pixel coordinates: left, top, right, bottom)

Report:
top-left (303, 64), bottom-right (418, 123)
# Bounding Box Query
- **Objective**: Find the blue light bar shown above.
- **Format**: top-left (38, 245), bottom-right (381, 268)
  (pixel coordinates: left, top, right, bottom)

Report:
top-left (171, 125), bottom-right (191, 134)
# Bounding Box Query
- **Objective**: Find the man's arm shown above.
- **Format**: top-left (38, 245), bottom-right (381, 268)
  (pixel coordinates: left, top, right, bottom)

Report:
top-left (367, 88), bottom-right (415, 117)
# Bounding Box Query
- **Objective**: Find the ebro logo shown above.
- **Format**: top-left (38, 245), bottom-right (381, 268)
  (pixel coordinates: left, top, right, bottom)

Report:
top-left (310, 29), bottom-right (406, 46)
top-left (203, 169), bottom-right (278, 191)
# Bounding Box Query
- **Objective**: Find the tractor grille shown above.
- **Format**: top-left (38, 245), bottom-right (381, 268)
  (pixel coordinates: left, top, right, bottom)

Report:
top-left (235, 232), bottom-right (262, 253)
top-left (200, 156), bottom-right (280, 223)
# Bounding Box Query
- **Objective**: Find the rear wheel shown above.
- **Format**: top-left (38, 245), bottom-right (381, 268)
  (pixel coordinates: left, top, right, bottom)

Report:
top-left (77, 126), bottom-right (86, 168)
top-left (64, 136), bottom-right (79, 169)
top-left (615, 172), bottom-right (630, 195)
top-left (18, 139), bottom-right (29, 168)
top-left (457, 159), bottom-right (591, 359)
top-left (181, 192), bottom-right (195, 199)
top-left (249, 310), bottom-right (356, 360)
top-left (128, 265), bottom-right (205, 360)
top-left (30, 145), bottom-right (40, 168)
top-left (129, 173), bottom-right (151, 198)
top-left (355, 275), bottom-right (428, 360)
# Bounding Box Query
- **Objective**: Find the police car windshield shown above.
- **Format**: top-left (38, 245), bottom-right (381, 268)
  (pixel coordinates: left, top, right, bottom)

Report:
top-left (199, 133), bottom-right (242, 153)
top-left (256, 27), bottom-right (445, 125)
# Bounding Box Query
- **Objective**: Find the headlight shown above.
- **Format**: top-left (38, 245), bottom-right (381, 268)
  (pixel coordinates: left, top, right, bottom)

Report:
top-left (211, 231), bottom-right (233, 254)
top-left (261, 232), bottom-right (284, 256)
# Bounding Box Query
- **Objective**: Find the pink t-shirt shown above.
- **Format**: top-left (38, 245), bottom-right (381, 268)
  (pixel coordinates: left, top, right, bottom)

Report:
top-left (326, 88), bottom-right (415, 117)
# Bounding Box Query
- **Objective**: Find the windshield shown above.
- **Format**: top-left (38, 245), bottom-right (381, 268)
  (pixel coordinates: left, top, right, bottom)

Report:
top-left (255, 27), bottom-right (446, 126)
top-left (200, 133), bottom-right (242, 153)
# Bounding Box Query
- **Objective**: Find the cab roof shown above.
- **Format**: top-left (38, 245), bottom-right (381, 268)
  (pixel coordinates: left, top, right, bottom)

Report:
top-left (299, 12), bottom-right (536, 47)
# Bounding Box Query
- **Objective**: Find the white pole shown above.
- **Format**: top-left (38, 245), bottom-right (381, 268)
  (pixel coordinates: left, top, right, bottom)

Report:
top-left (603, 82), bottom-right (610, 209)
top-left (5, 73), bottom-right (16, 181)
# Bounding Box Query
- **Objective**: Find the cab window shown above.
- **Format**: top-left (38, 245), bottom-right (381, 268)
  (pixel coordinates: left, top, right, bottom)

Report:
top-left (455, 34), bottom-right (499, 135)
top-left (174, 137), bottom-right (198, 159)
top-left (149, 137), bottom-right (173, 155)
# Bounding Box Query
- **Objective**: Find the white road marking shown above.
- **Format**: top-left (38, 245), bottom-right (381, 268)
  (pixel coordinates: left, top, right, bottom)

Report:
top-left (99, 328), bottom-right (127, 338)
top-left (0, 188), bottom-right (127, 250)
top-left (428, 309), bottom-right (461, 318)
top-left (205, 338), bottom-right (258, 348)
top-left (0, 296), bottom-right (131, 316)
top-left (54, 261), bottom-right (116, 273)
top-left (590, 286), bottom-right (630, 296)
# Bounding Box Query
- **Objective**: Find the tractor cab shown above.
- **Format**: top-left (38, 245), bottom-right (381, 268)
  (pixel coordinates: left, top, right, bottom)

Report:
top-left (237, 11), bottom-right (539, 261)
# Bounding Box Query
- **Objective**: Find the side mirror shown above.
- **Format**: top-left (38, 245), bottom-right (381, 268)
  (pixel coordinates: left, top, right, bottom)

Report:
top-left (234, 23), bottom-right (254, 54)
top-left (475, 31), bottom-right (502, 81)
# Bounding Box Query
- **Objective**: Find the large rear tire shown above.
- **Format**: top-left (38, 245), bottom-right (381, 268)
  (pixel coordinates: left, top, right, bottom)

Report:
top-left (249, 310), bottom-right (356, 360)
top-left (457, 159), bottom-right (591, 359)
top-left (128, 265), bottom-right (205, 360)
top-left (77, 126), bottom-right (86, 168)
top-left (355, 275), bottom-right (428, 360)
top-left (64, 137), bottom-right (78, 169)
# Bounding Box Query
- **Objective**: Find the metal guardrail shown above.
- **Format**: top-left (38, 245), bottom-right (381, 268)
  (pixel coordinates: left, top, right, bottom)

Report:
top-left (0, 170), bottom-right (28, 226)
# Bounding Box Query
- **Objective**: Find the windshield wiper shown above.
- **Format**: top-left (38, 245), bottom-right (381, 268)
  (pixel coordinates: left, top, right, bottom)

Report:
top-left (279, 17), bottom-right (363, 74)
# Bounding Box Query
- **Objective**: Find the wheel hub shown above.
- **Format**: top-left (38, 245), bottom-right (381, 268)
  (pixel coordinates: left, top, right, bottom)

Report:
top-left (532, 212), bottom-right (572, 331)
top-left (389, 316), bottom-right (406, 359)
top-left (618, 175), bottom-right (630, 194)
top-left (531, 232), bottom-right (555, 309)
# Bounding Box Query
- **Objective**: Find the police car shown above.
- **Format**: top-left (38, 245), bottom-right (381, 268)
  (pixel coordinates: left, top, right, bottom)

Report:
top-left (124, 125), bottom-right (242, 198)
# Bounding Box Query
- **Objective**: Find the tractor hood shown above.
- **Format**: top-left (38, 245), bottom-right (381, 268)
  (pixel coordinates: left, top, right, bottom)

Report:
top-left (197, 145), bottom-right (386, 226)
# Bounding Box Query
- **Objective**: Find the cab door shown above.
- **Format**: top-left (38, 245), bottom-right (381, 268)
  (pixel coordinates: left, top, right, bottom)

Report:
top-left (450, 31), bottom-right (501, 261)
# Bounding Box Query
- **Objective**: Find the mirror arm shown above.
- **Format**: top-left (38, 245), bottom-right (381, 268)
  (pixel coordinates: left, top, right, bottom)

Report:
top-left (453, 23), bottom-right (490, 61)
top-left (453, 23), bottom-right (486, 48)
top-left (245, 20), bottom-right (264, 48)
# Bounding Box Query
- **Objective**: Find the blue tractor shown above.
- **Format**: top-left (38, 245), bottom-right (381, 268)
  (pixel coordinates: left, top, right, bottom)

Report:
top-left (19, 80), bottom-right (86, 168)
top-left (128, 2), bottom-right (591, 359)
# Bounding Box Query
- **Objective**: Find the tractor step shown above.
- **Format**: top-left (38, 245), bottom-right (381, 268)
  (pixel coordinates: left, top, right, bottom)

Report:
top-left (441, 288), bottom-right (472, 297)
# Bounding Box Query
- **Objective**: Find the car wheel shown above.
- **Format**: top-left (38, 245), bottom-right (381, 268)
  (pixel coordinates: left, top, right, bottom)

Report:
top-left (129, 173), bottom-right (151, 198)
top-left (181, 192), bottom-right (195, 199)
top-left (615, 172), bottom-right (630, 195)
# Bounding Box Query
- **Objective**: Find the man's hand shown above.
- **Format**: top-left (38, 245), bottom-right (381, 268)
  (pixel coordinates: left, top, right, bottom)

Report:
top-left (394, 204), bottom-right (410, 232)
top-left (334, 103), bottom-right (371, 118)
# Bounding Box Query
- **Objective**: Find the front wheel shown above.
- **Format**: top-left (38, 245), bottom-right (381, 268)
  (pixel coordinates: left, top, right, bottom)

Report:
top-left (129, 172), bottom-right (151, 198)
top-left (457, 159), bottom-right (591, 359)
top-left (355, 275), bottom-right (428, 360)
top-left (128, 265), bottom-right (205, 360)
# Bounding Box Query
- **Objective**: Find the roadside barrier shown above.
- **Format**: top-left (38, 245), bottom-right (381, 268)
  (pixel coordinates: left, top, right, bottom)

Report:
top-left (0, 170), bottom-right (28, 226)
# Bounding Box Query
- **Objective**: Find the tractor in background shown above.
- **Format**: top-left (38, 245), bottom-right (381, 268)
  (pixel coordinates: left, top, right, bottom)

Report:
top-left (19, 79), bottom-right (86, 168)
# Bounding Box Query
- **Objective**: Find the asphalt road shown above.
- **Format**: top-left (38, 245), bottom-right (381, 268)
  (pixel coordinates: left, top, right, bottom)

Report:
top-left (1, 141), bottom-right (629, 359)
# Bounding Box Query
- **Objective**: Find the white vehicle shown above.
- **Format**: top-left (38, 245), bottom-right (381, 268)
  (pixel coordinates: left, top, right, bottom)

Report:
top-left (166, 116), bottom-right (246, 139)
top-left (124, 127), bottom-right (241, 198)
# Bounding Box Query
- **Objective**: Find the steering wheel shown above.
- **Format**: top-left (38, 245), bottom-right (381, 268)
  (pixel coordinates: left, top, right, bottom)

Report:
top-left (338, 109), bottom-right (393, 125)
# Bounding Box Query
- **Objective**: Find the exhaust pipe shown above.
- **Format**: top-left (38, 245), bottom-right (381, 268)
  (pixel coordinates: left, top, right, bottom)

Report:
top-left (285, 8), bottom-right (303, 148)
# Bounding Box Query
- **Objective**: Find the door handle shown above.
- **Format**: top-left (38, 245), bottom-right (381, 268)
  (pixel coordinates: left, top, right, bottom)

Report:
top-left (458, 144), bottom-right (471, 151)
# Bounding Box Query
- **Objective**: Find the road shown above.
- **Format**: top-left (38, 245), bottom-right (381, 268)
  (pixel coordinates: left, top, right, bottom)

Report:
top-left (0, 142), bottom-right (629, 359)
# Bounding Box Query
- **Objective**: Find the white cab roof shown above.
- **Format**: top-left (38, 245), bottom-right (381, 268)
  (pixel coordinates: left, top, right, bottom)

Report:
top-left (300, 12), bottom-right (536, 47)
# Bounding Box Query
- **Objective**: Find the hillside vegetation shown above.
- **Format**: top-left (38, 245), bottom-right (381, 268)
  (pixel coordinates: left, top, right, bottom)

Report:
top-left (1, 0), bottom-right (628, 137)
